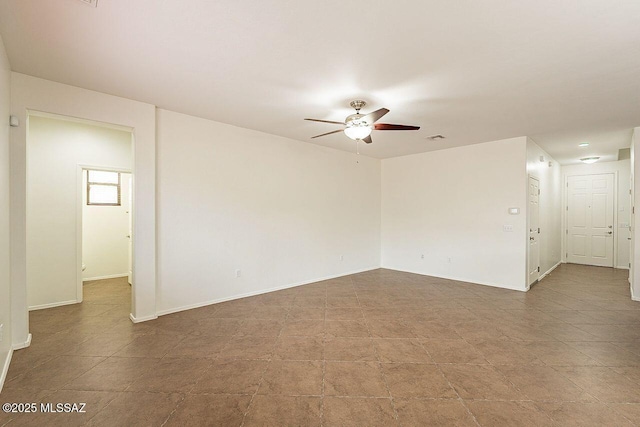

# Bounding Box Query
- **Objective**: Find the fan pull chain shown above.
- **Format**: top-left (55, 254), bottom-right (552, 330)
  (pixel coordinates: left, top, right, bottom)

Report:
top-left (356, 139), bottom-right (360, 163)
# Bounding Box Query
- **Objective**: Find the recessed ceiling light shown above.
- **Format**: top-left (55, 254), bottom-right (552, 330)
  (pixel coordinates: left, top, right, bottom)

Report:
top-left (578, 142), bottom-right (589, 147)
top-left (580, 157), bottom-right (599, 164)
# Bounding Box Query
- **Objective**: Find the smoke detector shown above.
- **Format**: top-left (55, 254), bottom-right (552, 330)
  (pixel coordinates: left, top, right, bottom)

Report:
top-left (426, 134), bottom-right (445, 140)
top-left (77, 0), bottom-right (98, 7)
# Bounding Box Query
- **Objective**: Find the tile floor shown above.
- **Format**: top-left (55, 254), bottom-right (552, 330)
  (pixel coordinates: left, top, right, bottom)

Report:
top-left (1, 264), bottom-right (640, 426)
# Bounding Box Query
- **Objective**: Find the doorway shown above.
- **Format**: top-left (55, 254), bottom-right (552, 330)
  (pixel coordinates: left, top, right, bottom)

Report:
top-left (79, 168), bottom-right (132, 300)
top-left (566, 173), bottom-right (615, 267)
top-left (26, 113), bottom-right (133, 315)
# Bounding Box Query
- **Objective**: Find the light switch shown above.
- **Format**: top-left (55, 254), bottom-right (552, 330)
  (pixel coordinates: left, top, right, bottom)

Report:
top-left (503, 225), bottom-right (513, 232)
top-left (508, 208), bottom-right (519, 215)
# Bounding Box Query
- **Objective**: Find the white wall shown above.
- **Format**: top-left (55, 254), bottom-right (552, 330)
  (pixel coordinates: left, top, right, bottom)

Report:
top-left (381, 137), bottom-right (528, 291)
top-left (82, 171), bottom-right (131, 281)
top-left (526, 138), bottom-right (562, 277)
top-left (27, 116), bottom-right (132, 309)
top-left (156, 109), bottom-right (381, 314)
top-left (11, 74), bottom-right (156, 345)
top-left (562, 160), bottom-right (631, 270)
top-left (0, 33), bottom-right (12, 391)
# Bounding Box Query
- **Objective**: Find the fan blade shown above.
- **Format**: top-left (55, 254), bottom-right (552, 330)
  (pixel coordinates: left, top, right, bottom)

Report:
top-left (363, 108), bottom-right (389, 124)
top-left (374, 123), bottom-right (420, 131)
top-left (311, 129), bottom-right (344, 139)
top-left (363, 135), bottom-right (373, 144)
top-left (304, 118), bottom-right (346, 125)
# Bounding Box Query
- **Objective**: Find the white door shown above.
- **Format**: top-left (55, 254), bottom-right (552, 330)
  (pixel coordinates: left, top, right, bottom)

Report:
top-left (567, 174), bottom-right (614, 267)
top-left (528, 176), bottom-right (540, 285)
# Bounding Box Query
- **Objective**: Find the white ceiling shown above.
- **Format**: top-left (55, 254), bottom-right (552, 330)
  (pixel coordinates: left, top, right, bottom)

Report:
top-left (1, 0), bottom-right (639, 162)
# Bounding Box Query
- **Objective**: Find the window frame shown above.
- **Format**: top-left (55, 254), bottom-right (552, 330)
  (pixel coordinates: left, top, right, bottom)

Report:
top-left (86, 169), bottom-right (122, 206)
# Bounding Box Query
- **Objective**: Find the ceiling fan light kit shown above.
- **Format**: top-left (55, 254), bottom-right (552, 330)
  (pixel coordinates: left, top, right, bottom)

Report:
top-left (344, 123), bottom-right (372, 140)
top-left (305, 100), bottom-right (420, 144)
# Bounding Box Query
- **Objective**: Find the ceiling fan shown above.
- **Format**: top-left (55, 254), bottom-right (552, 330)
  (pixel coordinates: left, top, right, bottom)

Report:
top-left (305, 100), bottom-right (420, 144)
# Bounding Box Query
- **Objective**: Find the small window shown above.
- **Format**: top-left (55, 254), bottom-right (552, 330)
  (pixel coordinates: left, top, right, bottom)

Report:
top-left (87, 170), bottom-right (121, 206)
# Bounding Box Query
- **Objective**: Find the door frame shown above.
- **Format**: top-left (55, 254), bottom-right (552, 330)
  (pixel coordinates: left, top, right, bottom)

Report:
top-left (527, 174), bottom-right (540, 289)
top-left (563, 171), bottom-right (619, 268)
top-left (76, 165), bottom-right (133, 304)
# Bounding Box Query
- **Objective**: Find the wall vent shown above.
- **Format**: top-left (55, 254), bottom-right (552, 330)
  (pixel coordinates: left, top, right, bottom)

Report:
top-left (77, 0), bottom-right (98, 7)
top-left (426, 134), bottom-right (445, 140)
top-left (618, 148), bottom-right (630, 160)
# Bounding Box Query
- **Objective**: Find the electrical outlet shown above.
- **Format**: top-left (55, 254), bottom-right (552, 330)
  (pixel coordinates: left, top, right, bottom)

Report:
top-left (235, 269), bottom-right (241, 278)
top-left (447, 257), bottom-right (452, 263)
top-left (421, 254), bottom-right (425, 259)
top-left (339, 255), bottom-right (344, 261)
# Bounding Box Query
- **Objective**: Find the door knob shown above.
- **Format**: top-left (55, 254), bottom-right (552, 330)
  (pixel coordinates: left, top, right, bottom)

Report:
top-left (607, 231), bottom-right (613, 235)
top-left (530, 237), bottom-right (534, 241)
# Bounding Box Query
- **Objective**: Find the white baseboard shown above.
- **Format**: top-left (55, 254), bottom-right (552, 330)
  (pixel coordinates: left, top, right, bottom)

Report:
top-left (83, 273), bottom-right (128, 282)
top-left (13, 333), bottom-right (32, 350)
top-left (616, 266), bottom-right (630, 270)
top-left (29, 300), bottom-right (78, 311)
top-left (156, 266), bottom-right (380, 317)
top-left (0, 349), bottom-right (13, 393)
top-left (539, 261), bottom-right (562, 281)
top-left (129, 313), bottom-right (158, 323)
top-left (379, 266), bottom-right (528, 292)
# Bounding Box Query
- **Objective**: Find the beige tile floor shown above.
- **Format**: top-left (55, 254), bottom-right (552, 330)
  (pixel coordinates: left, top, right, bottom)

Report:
top-left (1, 264), bottom-right (640, 426)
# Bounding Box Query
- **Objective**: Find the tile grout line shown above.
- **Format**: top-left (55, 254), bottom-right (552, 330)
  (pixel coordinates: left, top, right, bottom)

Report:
top-left (452, 313), bottom-right (599, 425)
top-left (161, 309), bottom-right (228, 426)
top-left (353, 276), bottom-right (402, 425)
top-left (238, 297), bottom-right (292, 427)
top-left (415, 339), bottom-right (481, 427)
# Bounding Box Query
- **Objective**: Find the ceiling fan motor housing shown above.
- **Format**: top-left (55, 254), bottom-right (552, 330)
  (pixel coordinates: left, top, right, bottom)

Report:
top-left (349, 100), bottom-right (366, 112)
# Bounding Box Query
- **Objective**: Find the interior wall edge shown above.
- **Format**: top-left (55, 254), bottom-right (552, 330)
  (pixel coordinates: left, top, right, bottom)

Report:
top-left (0, 349), bottom-right (13, 394)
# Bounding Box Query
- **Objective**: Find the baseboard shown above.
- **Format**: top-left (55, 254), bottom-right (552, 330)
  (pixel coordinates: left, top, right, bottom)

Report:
top-left (379, 266), bottom-right (528, 292)
top-left (616, 266), bottom-right (630, 270)
top-left (539, 261), bottom-right (562, 281)
top-left (129, 313), bottom-right (158, 323)
top-left (13, 333), bottom-right (32, 350)
top-left (83, 273), bottom-right (128, 282)
top-left (0, 349), bottom-right (13, 393)
top-left (29, 300), bottom-right (78, 311)
top-left (156, 266), bottom-right (380, 317)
